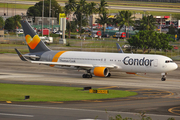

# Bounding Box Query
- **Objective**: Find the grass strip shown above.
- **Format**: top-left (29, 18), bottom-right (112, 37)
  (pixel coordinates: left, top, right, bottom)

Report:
top-left (0, 3), bottom-right (33, 9)
top-left (109, 9), bottom-right (180, 16)
top-left (0, 83), bottom-right (137, 102)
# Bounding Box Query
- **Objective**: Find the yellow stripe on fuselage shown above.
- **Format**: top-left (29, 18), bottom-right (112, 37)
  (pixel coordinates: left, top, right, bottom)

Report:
top-left (50, 51), bottom-right (67, 67)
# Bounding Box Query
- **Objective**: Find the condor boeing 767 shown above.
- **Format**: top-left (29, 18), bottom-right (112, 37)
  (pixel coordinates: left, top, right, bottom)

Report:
top-left (15, 20), bottom-right (178, 81)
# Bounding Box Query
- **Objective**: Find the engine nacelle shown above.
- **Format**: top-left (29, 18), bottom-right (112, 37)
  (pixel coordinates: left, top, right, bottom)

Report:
top-left (91, 67), bottom-right (109, 77)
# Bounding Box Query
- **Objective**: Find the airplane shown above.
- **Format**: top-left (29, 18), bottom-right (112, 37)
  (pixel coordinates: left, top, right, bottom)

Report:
top-left (15, 19), bottom-right (178, 81)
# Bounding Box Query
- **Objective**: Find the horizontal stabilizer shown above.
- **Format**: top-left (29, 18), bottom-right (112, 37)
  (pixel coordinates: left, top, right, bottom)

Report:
top-left (23, 55), bottom-right (40, 59)
top-left (14, 48), bottom-right (28, 61)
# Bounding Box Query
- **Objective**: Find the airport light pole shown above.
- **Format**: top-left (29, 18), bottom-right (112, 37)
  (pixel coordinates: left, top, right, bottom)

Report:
top-left (49, 0), bottom-right (51, 37)
top-left (4, 0), bottom-right (5, 16)
top-left (7, 3), bottom-right (8, 16)
top-left (42, 0), bottom-right (44, 37)
top-left (15, 0), bottom-right (16, 16)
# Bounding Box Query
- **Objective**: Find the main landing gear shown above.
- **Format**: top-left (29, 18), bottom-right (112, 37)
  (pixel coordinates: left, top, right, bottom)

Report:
top-left (82, 70), bottom-right (92, 78)
top-left (161, 73), bottom-right (167, 81)
top-left (82, 70), bottom-right (112, 78)
top-left (82, 74), bottom-right (92, 78)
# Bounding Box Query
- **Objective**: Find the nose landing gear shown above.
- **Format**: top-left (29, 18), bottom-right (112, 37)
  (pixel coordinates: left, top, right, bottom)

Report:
top-left (161, 73), bottom-right (167, 81)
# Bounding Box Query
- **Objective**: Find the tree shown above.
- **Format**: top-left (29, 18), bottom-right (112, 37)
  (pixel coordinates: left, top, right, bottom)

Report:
top-left (0, 17), bottom-right (4, 30)
top-left (167, 25), bottom-right (176, 36)
top-left (98, 0), bottom-right (108, 15)
top-left (86, 2), bottom-right (97, 35)
top-left (13, 15), bottom-right (21, 29)
top-left (66, 21), bottom-right (77, 33)
top-left (27, 0), bottom-right (62, 22)
top-left (74, 0), bottom-right (88, 36)
top-left (139, 14), bottom-right (156, 31)
top-left (4, 17), bottom-right (15, 31)
top-left (73, 12), bottom-right (88, 34)
top-left (96, 11), bottom-right (109, 36)
top-left (115, 10), bottom-right (134, 38)
top-left (27, 6), bottom-right (40, 22)
top-left (64, 0), bottom-right (77, 38)
top-left (128, 30), bottom-right (175, 53)
top-left (86, 2), bottom-right (97, 18)
top-left (4, 15), bottom-right (21, 31)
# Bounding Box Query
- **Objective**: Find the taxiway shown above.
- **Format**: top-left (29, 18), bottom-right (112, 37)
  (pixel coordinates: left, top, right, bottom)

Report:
top-left (0, 54), bottom-right (180, 120)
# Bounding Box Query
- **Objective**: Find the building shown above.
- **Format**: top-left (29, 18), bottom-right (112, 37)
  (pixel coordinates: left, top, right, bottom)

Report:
top-left (33, 17), bottom-right (58, 25)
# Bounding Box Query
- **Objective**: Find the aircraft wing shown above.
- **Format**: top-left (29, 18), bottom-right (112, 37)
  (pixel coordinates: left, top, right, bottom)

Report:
top-left (31, 61), bottom-right (119, 69)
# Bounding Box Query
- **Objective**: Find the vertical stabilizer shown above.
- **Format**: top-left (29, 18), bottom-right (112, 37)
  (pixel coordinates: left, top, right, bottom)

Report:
top-left (116, 43), bottom-right (124, 53)
top-left (21, 20), bottom-right (51, 53)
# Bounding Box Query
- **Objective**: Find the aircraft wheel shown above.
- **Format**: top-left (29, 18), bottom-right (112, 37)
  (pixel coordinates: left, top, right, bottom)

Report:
top-left (82, 74), bottom-right (92, 78)
top-left (161, 78), bottom-right (166, 81)
top-left (161, 75), bottom-right (166, 81)
top-left (82, 74), bottom-right (86, 78)
top-left (89, 74), bottom-right (92, 78)
top-left (107, 73), bottom-right (111, 77)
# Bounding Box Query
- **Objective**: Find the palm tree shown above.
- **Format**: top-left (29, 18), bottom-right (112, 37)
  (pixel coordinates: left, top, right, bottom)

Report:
top-left (140, 14), bottom-right (156, 31)
top-left (64, 0), bottom-right (77, 38)
top-left (74, 0), bottom-right (87, 36)
top-left (115, 10), bottom-right (134, 38)
top-left (96, 11), bottom-right (109, 36)
top-left (98, 0), bottom-right (108, 15)
top-left (86, 2), bottom-right (97, 37)
top-left (14, 15), bottom-right (21, 29)
top-left (74, 12), bottom-right (88, 27)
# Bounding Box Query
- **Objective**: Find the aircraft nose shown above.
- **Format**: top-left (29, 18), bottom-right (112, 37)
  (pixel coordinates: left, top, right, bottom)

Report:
top-left (172, 63), bottom-right (178, 70)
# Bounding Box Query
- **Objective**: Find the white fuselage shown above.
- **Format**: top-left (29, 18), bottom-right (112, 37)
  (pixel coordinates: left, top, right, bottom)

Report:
top-left (41, 51), bottom-right (178, 73)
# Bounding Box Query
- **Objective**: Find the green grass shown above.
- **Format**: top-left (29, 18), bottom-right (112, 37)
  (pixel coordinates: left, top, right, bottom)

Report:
top-left (1, 0), bottom-right (180, 16)
top-left (0, 44), bottom-right (28, 54)
top-left (0, 3), bottom-right (33, 9)
top-left (109, 9), bottom-right (180, 16)
top-left (0, 49), bottom-right (29, 54)
top-left (0, 44), bottom-right (25, 47)
top-left (0, 83), bottom-right (137, 102)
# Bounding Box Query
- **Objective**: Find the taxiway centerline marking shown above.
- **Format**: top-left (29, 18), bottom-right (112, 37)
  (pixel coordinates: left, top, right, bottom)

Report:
top-left (98, 86), bottom-right (117, 89)
top-left (0, 103), bottom-right (179, 118)
top-left (0, 113), bottom-right (34, 117)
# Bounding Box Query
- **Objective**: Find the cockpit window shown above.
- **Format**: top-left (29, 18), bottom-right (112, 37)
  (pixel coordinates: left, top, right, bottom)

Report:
top-left (165, 60), bottom-right (173, 63)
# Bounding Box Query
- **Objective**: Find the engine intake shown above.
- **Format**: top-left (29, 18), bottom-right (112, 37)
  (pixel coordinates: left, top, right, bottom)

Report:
top-left (91, 67), bottom-right (109, 77)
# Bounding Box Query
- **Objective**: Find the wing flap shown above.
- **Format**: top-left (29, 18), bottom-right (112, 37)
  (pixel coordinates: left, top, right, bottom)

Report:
top-left (31, 61), bottom-right (119, 69)
top-left (31, 61), bottom-right (93, 68)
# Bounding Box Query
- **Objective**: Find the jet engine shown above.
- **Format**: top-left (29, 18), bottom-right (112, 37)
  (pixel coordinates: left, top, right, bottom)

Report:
top-left (91, 67), bottom-right (109, 77)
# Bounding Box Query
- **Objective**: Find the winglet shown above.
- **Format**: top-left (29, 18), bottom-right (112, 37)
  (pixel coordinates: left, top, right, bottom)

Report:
top-left (14, 48), bottom-right (28, 61)
top-left (116, 43), bottom-right (124, 53)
